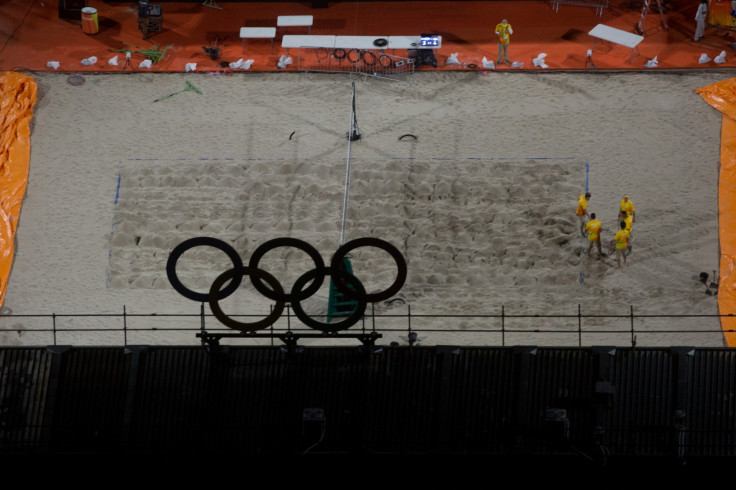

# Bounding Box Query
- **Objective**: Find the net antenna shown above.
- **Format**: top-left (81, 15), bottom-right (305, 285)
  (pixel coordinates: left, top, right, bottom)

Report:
top-left (340, 81), bottom-right (360, 245)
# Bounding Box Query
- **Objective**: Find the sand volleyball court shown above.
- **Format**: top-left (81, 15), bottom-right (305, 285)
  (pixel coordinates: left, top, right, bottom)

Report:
top-left (0, 70), bottom-right (728, 348)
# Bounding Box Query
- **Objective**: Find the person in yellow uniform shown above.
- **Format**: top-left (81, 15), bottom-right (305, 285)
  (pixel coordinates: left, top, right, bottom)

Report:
top-left (621, 210), bottom-right (633, 255)
top-left (495, 19), bottom-right (513, 65)
top-left (618, 195), bottom-right (635, 223)
top-left (585, 213), bottom-right (603, 258)
top-left (576, 192), bottom-right (591, 237)
top-left (612, 220), bottom-right (630, 268)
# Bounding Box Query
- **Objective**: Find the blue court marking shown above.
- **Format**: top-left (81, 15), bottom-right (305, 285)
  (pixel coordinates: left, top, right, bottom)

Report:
top-left (113, 156), bottom-right (589, 287)
top-left (114, 172), bottom-right (121, 205)
top-left (107, 172), bottom-right (122, 288)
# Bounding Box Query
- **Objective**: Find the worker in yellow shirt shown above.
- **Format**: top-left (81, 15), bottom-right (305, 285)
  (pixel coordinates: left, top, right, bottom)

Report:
top-left (618, 195), bottom-right (635, 223)
top-left (611, 220), bottom-right (630, 268)
top-left (494, 19), bottom-right (513, 65)
top-left (576, 192), bottom-right (591, 237)
top-left (585, 212), bottom-right (603, 258)
top-left (621, 210), bottom-right (633, 255)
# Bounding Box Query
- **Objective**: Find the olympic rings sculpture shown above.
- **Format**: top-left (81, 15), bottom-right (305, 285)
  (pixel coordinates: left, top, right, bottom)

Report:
top-left (166, 236), bottom-right (407, 334)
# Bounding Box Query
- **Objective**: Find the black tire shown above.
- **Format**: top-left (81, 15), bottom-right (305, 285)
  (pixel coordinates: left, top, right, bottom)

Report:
top-left (361, 50), bottom-right (377, 66)
top-left (347, 49), bottom-right (361, 63)
top-left (316, 47), bottom-right (329, 61)
top-left (378, 53), bottom-right (393, 69)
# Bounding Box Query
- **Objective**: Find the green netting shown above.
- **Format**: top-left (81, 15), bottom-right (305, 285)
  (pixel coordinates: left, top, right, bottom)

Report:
top-left (327, 256), bottom-right (360, 323)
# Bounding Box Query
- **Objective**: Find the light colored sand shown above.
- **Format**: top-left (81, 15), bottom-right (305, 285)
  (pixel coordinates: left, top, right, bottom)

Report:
top-left (0, 70), bottom-right (727, 348)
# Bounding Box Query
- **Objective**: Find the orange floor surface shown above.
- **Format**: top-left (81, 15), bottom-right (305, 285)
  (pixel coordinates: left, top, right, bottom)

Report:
top-left (3, 0), bottom-right (736, 73)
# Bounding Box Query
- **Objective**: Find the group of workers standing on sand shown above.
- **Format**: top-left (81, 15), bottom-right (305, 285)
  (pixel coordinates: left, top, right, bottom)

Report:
top-left (576, 192), bottom-right (635, 269)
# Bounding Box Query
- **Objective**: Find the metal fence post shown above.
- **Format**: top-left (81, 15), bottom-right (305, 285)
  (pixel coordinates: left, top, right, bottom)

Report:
top-left (370, 302), bottom-right (375, 333)
top-left (630, 305), bottom-right (636, 348)
top-left (407, 303), bottom-right (412, 341)
top-left (578, 304), bottom-right (582, 347)
top-left (200, 302), bottom-right (206, 337)
top-left (501, 305), bottom-right (505, 347)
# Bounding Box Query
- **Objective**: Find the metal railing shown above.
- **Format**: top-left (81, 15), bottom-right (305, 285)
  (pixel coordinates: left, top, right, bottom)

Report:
top-left (0, 304), bottom-right (731, 348)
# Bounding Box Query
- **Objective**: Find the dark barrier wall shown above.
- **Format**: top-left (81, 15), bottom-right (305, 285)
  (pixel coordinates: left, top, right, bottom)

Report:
top-left (0, 345), bottom-right (734, 462)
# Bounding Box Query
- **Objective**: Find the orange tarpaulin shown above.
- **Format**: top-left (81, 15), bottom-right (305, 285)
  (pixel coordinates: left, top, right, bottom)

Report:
top-left (696, 77), bottom-right (736, 347)
top-left (0, 71), bottom-right (36, 307)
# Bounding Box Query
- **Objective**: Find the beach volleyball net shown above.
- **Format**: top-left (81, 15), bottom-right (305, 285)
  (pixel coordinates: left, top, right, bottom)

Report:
top-left (294, 47), bottom-right (415, 82)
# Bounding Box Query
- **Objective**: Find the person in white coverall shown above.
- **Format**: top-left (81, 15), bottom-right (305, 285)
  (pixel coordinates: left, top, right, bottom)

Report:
top-left (694, 0), bottom-right (708, 41)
